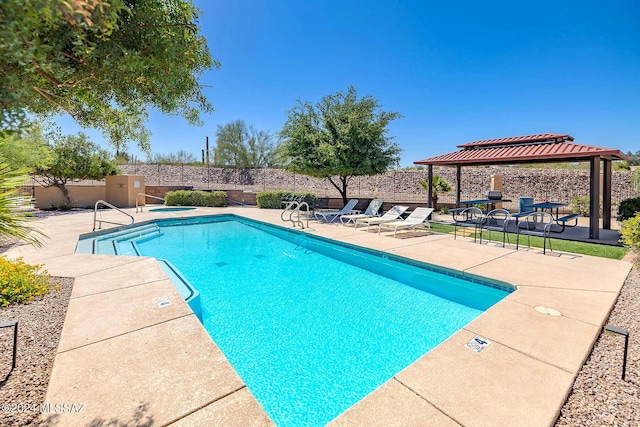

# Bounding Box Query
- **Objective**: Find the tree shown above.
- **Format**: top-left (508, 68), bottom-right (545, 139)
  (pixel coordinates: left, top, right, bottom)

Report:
top-left (280, 86), bottom-right (401, 205)
top-left (419, 175), bottom-right (452, 212)
top-left (214, 120), bottom-right (282, 168)
top-left (626, 150), bottom-right (640, 166)
top-left (1, 0), bottom-right (218, 153)
top-left (33, 133), bottom-right (119, 207)
top-left (147, 150), bottom-right (198, 165)
top-left (632, 169), bottom-right (640, 193)
top-left (0, 120), bottom-right (53, 171)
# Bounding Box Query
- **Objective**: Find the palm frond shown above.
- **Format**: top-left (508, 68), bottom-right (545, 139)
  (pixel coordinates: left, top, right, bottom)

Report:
top-left (0, 163), bottom-right (47, 247)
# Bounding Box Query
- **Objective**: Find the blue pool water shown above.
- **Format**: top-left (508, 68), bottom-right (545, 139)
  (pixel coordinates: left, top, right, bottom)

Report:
top-left (121, 216), bottom-right (511, 426)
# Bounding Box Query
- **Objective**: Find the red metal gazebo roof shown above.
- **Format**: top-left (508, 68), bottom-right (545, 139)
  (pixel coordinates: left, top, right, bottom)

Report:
top-left (414, 133), bottom-right (629, 166)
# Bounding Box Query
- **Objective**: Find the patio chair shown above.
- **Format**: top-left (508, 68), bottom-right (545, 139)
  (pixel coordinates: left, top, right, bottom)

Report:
top-left (477, 208), bottom-right (511, 247)
top-left (515, 211), bottom-right (554, 254)
top-left (340, 199), bottom-right (383, 225)
top-left (511, 196), bottom-right (535, 223)
top-left (452, 207), bottom-right (483, 240)
top-left (314, 199), bottom-right (359, 223)
top-left (378, 207), bottom-right (434, 238)
top-left (354, 205), bottom-right (409, 231)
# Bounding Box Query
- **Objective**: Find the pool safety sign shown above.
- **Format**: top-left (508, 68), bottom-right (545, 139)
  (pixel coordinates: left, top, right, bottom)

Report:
top-left (465, 336), bottom-right (491, 353)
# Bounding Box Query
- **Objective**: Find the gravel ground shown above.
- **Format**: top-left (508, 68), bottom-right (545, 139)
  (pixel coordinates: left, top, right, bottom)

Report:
top-left (0, 277), bottom-right (73, 427)
top-left (555, 263), bottom-right (640, 426)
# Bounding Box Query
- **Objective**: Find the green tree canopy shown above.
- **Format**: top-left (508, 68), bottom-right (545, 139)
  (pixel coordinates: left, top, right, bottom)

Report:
top-left (0, 120), bottom-right (53, 171)
top-left (280, 86), bottom-right (401, 205)
top-left (33, 132), bottom-right (118, 207)
top-left (626, 150), bottom-right (640, 166)
top-left (213, 120), bottom-right (282, 168)
top-left (1, 0), bottom-right (217, 154)
top-left (147, 150), bottom-right (198, 165)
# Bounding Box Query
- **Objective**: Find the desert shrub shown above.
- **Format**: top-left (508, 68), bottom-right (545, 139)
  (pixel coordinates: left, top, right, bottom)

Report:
top-left (256, 190), bottom-right (287, 208)
top-left (570, 196), bottom-right (603, 217)
top-left (0, 256), bottom-right (53, 306)
top-left (51, 200), bottom-right (73, 211)
top-left (570, 196), bottom-right (590, 216)
top-left (618, 197), bottom-right (640, 221)
top-left (165, 190), bottom-right (227, 207)
top-left (256, 191), bottom-right (316, 209)
top-left (207, 191), bottom-right (227, 207)
top-left (165, 190), bottom-right (190, 205)
top-left (621, 213), bottom-right (640, 254)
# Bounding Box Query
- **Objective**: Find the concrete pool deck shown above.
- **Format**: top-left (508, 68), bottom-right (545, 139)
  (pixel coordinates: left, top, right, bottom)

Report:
top-left (5, 207), bottom-right (632, 426)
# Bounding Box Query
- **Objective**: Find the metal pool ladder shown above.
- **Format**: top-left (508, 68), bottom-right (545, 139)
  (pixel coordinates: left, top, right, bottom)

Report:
top-left (281, 200), bottom-right (309, 229)
top-left (136, 193), bottom-right (166, 213)
top-left (93, 200), bottom-right (135, 231)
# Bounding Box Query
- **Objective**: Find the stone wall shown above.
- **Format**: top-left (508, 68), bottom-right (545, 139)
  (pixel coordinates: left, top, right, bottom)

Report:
top-left (120, 164), bottom-right (637, 210)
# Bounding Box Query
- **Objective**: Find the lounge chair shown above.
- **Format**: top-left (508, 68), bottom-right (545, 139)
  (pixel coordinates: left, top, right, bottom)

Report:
top-left (378, 207), bottom-right (433, 238)
top-left (340, 199), bottom-right (383, 225)
top-left (354, 205), bottom-right (409, 231)
top-left (314, 199), bottom-right (359, 223)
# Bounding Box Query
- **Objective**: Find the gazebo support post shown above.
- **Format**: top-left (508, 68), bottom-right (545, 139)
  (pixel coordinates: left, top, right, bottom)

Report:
top-left (589, 156), bottom-right (600, 240)
top-left (455, 165), bottom-right (461, 205)
top-left (427, 165), bottom-right (433, 208)
top-left (603, 159), bottom-right (612, 230)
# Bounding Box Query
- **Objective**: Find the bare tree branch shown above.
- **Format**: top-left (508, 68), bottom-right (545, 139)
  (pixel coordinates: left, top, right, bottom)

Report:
top-left (32, 86), bottom-right (75, 117)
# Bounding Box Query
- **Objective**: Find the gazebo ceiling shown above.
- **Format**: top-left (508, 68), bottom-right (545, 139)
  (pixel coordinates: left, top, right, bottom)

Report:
top-left (414, 133), bottom-right (629, 166)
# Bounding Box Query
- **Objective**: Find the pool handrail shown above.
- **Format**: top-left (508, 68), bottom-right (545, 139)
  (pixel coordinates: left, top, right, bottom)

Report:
top-left (136, 193), bottom-right (166, 213)
top-left (93, 200), bottom-right (135, 231)
top-left (281, 200), bottom-right (309, 229)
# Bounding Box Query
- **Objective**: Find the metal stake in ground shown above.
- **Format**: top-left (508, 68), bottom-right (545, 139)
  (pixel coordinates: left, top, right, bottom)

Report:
top-left (605, 325), bottom-right (630, 380)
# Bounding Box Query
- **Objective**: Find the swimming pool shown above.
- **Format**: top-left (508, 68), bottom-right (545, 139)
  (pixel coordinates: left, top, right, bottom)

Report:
top-left (77, 215), bottom-right (513, 426)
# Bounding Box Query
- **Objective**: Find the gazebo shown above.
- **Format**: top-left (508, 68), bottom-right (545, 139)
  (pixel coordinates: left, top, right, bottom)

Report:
top-left (414, 133), bottom-right (629, 240)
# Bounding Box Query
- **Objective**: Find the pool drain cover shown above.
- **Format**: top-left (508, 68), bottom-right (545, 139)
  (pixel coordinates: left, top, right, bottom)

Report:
top-left (534, 306), bottom-right (561, 316)
top-left (215, 262), bottom-right (229, 267)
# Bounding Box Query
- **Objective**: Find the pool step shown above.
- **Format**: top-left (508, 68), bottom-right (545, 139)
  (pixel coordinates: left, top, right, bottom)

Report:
top-left (157, 259), bottom-right (202, 322)
top-left (90, 224), bottom-right (162, 255)
top-left (112, 225), bottom-right (162, 243)
top-left (94, 223), bottom-right (158, 241)
top-left (114, 241), bottom-right (139, 256)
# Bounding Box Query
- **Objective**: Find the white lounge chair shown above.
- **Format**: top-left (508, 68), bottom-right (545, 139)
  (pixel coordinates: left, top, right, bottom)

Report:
top-left (340, 199), bottom-right (383, 225)
top-left (354, 205), bottom-right (409, 231)
top-left (314, 199), bottom-right (359, 223)
top-left (377, 207), bottom-right (433, 238)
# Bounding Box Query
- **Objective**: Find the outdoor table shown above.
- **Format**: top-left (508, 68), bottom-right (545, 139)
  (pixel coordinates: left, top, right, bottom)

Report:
top-left (524, 202), bottom-right (568, 220)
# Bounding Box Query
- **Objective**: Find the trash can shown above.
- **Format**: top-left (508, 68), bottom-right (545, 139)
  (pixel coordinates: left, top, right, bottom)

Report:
top-left (519, 197), bottom-right (534, 213)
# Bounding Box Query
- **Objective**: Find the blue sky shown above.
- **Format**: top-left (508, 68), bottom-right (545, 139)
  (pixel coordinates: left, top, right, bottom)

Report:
top-left (55, 0), bottom-right (640, 166)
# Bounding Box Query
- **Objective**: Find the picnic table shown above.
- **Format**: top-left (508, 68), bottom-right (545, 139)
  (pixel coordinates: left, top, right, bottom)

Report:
top-left (523, 202), bottom-right (580, 232)
top-left (524, 202), bottom-right (567, 220)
